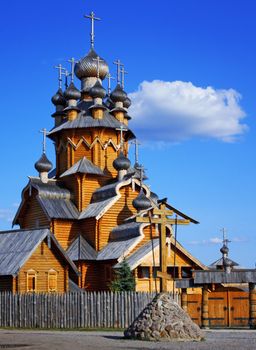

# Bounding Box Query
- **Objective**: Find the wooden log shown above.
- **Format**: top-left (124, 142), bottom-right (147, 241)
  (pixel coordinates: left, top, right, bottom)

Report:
top-left (249, 283), bottom-right (256, 328)
top-left (181, 288), bottom-right (188, 313)
top-left (202, 285), bottom-right (209, 328)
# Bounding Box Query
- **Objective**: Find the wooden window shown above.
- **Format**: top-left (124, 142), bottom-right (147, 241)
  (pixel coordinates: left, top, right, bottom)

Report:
top-left (27, 269), bottom-right (37, 292)
top-left (138, 267), bottom-right (150, 279)
top-left (48, 269), bottom-right (57, 292)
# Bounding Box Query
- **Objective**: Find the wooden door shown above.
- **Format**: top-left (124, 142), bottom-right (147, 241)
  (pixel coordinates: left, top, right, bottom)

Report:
top-left (229, 291), bottom-right (249, 327)
top-left (208, 291), bottom-right (228, 327)
top-left (187, 294), bottom-right (202, 326)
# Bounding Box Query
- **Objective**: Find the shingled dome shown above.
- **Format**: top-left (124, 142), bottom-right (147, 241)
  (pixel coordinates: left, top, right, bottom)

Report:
top-left (74, 48), bottom-right (109, 80)
top-left (35, 153), bottom-right (53, 173)
top-left (51, 88), bottom-right (66, 106)
top-left (64, 82), bottom-right (81, 100)
top-left (110, 84), bottom-right (127, 103)
top-left (123, 96), bottom-right (131, 109)
top-left (113, 152), bottom-right (131, 171)
top-left (90, 80), bottom-right (106, 99)
top-left (132, 188), bottom-right (151, 211)
top-left (220, 245), bottom-right (229, 255)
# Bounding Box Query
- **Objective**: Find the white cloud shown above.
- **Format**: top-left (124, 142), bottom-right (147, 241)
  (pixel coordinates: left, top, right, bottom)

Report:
top-left (0, 208), bottom-right (15, 223)
top-left (129, 80), bottom-right (247, 143)
top-left (187, 236), bottom-right (247, 246)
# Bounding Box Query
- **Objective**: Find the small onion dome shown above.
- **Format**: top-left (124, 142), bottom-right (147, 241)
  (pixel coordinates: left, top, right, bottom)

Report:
top-left (35, 153), bottom-right (53, 173)
top-left (74, 48), bottom-right (109, 80)
top-left (51, 88), bottom-right (66, 106)
top-left (64, 82), bottom-right (81, 100)
top-left (132, 189), bottom-right (151, 211)
top-left (123, 96), bottom-right (131, 109)
top-left (90, 80), bottom-right (106, 99)
top-left (110, 84), bottom-right (127, 103)
top-left (113, 151), bottom-right (131, 171)
top-left (220, 245), bottom-right (229, 255)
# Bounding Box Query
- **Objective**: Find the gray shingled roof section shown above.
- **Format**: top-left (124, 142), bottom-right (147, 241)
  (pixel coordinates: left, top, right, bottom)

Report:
top-left (60, 157), bottom-right (105, 178)
top-left (97, 236), bottom-right (141, 261)
top-left (92, 182), bottom-right (119, 202)
top-left (0, 228), bottom-right (79, 276)
top-left (66, 235), bottom-right (97, 261)
top-left (114, 238), bottom-right (159, 269)
top-left (79, 197), bottom-right (118, 220)
top-left (110, 222), bottom-right (143, 240)
top-left (37, 197), bottom-right (79, 220)
top-left (209, 257), bottom-right (239, 268)
top-left (30, 178), bottom-right (71, 199)
top-left (48, 113), bottom-right (135, 138)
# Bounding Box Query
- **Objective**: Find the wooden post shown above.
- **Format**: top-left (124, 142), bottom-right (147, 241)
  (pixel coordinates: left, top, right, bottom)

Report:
top-left (249, 283), bottom-right (256, 328)
top-left (181, 288), bottom-right (188, 312)
top-left (202, 285), bottom-right (209, 328)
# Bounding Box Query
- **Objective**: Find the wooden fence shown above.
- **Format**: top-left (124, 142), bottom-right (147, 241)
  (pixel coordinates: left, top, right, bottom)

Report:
top-left (0, 291), bottom-right (180, 329)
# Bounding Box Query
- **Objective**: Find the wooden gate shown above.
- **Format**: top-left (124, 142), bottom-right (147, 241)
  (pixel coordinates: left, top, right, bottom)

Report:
top-left (188, 290), bottom-right (249, 328)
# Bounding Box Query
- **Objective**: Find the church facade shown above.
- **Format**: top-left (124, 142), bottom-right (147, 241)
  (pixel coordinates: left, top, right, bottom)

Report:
top-left (0, 12), bottom-right (207, 293)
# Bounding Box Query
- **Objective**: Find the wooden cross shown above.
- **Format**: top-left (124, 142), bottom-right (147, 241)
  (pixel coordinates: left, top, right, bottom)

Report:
top-left (221, 228), bottom-right (231, 247)
top-left (54, 64), bottom-right (65, 89)
top-left (84, 11), bottom-right (101, 48)
top-left (120, 66), bottom-right (128, 89)
top-left (40, 128), bottom-right (48, 154)
top-left (113, 59), bottom-right (124, 85)
top-left (61, 69), bottom-right (70, 90)
top-left (116, 125), bottom-right (128, 152)
top-left (106, 73), bottom-right (115, 96)
top-left (93, 56), bottom-right (105, 79)
top-left (68, 57), bottom-right (78, 83)
top-left (136, 202), bottom-right (190, 292)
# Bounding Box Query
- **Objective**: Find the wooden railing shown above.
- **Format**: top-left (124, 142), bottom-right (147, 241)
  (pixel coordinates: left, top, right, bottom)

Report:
top-left (0, 291), bottom-right (180, 329)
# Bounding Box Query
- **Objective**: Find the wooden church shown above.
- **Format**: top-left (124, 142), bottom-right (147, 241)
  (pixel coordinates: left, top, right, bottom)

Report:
top-left (0, 12), bottom-right (207, 293)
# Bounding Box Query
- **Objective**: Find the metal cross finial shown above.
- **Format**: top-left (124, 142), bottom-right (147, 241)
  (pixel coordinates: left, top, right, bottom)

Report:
top-left (106, 73), bottom-right (115, 96)
top-left (120, 66), bottom-right (128, 89)
top-left (68, 57), bottom-right (78, 83)
top-left (61, 69), bottom-right (70, 90)
top-left (136, 164), bottom-right (147, 186)
top-left (54, 64), bottom-right (65, 89)
top-left (221, 228), bottom-right (231, 246)
top-left (116, 125), bottom-right (128, 152)
top-left (40, 128), bottom-right (48, 154)
top-left (131, 139), bottom-right (141, 165)
top-left (113, 59), bottom-right (124, 85)
top-left (84, 11), bottom-right (101, 48)
top-left (93, 56), bottom-right (104, 79)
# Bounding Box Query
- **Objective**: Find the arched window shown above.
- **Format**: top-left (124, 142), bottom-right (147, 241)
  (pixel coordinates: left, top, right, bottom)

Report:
top-left (48, 269), bottom-right (58, 292)
top-left (27, 269), bottom-right (37, 292)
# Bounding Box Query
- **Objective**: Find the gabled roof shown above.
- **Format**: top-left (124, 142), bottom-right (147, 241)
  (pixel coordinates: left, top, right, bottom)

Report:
top-left (114, 237), bottom-right (207, 271)
top-left (60, 157), bottom-right (105, 178)
top-left (209, 257), bottom-right (239, 269)
top-left (97, 236), bottom-right (142, 261)
top-left (66, 235), bottom-right (97, 261)
top-left (0, 228), bottom-right (79, 276)
top-left (79, 196), bottom-right (119, 220)
top-left (13, 178), bottom-right (79, 225)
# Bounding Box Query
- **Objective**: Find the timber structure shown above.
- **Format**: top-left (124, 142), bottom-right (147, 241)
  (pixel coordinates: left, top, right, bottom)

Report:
top-left (0, 11), bottom-right (207, 293)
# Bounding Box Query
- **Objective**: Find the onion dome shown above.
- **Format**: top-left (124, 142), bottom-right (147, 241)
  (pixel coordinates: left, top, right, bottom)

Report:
top-left (51, 88), bottom-right (66, 106)
top-left (132, 189), bottom-right (151, 211)
top-left (220, 245), bottom-right (229, 255)
top-left (113, 152), bottom-right (131, 171)
top-left (90, 80), bottom-right (106, 99)
top-left (123, 96), bottom-right (131, 109)
top-left (34, 153), bottom-right (53, 173)
top-left (74, 48), bottom-right (109, 80)
top-left (64, 82), bottom-right (81, 100)
top-left (110, 84), bottom-right (127, 103)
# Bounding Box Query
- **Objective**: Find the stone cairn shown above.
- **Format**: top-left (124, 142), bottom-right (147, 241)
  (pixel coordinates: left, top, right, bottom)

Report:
top-left (124, 293), bottom-right (204, 341)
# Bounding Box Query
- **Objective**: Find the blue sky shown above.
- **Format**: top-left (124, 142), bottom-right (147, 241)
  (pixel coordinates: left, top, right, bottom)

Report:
top-left (0, 0), bottom-right (255, 267)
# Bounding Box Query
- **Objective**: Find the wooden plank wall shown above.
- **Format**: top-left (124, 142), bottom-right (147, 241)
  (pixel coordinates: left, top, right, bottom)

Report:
top-left (0, 291), bottom-right (180, 329)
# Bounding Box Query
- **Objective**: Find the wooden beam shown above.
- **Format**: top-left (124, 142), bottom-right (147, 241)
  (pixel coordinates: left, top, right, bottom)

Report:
top-left (153, 208), bottom-right (174, 216)
top-left (157, 271), bottom-right (172, 281)
top-left (136, 217), bottom-right (190, 225)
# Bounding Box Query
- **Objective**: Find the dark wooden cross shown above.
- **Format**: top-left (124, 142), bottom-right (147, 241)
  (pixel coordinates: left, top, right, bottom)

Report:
top-left (135, 202), bottom-right (190, 292)
top-left (84, 11), bottom-right (101, 48)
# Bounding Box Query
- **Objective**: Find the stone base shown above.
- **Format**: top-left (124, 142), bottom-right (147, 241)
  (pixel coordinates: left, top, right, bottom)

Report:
top-left (124, 293), bottom-right (204, 341)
